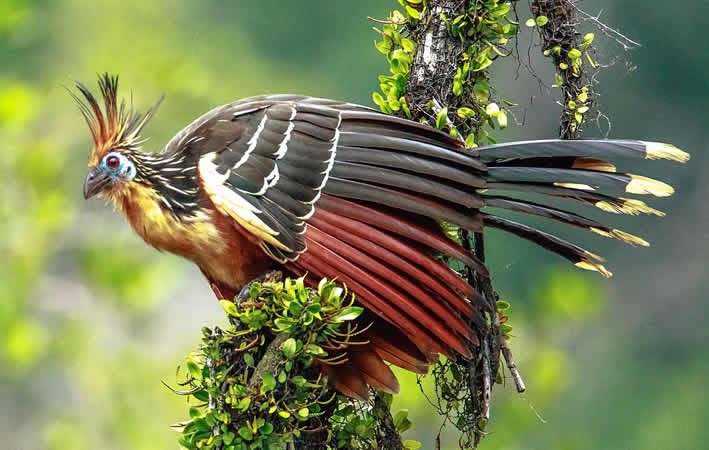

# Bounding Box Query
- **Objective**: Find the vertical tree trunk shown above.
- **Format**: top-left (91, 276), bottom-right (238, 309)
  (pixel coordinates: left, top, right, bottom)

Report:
top-left (404, 2), bottom-right (504, 447)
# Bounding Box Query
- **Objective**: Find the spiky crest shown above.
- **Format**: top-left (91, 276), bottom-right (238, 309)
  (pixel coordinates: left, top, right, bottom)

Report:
top-left (70, 73), bottom-right (163, 165)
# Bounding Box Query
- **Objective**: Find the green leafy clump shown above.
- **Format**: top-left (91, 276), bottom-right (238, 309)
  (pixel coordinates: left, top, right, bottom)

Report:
top-left (440, 0), bottom-right (519, 146)
top-left (372, 1), bottom-right (519, 148)
top-left (371, 7), bottom-right (418, 117)
top-left (171, 274), bottom-right (412, 449)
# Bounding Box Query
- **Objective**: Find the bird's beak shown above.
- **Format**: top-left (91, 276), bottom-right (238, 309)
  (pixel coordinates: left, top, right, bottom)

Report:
top-left (83, 168), bottom-right (112, 199)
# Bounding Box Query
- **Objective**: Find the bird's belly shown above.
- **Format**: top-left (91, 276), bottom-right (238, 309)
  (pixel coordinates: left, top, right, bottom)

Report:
top-left (120, 187), bottom-right (271, 290)
top-left (143, 216), bottom-right (271, 290)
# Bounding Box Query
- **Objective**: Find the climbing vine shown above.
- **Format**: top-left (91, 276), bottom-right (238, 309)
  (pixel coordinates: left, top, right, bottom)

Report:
top-left (372, 0), bottom-right (519, 148)
top-left (530, 0), bottom-right (599, 138)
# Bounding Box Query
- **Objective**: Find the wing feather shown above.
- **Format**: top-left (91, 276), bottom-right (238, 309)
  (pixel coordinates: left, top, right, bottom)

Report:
top-left (197, 100), bottom-right (340, 262)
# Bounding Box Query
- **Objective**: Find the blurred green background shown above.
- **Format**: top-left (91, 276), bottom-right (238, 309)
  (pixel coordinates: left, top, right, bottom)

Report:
top-left (1, 1), bottom-right (706, 449)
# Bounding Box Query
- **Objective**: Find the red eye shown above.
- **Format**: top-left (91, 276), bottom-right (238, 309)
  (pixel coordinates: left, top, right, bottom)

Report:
top-left (106, 155), bottom-right (120, 169)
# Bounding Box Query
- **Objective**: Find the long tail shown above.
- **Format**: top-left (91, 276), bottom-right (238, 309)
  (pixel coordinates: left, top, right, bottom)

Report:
top-left (477, 139), bottom-right (688, 276)
top-left (330, 110), bottom-right (689, 278)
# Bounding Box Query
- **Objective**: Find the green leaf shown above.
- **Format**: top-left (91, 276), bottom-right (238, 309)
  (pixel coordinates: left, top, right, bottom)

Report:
top-left (238, 426), bottom-right (253, 441)
top-left (373, 91), bottom-right (393, 114)
top-left (582, 32), bottom-right (595, 51)
top-left (306, 344), bottom-right (327, 356)
top-left (223, 431), bottom-right (235, 445)
top-left (553, 72), bottom-right (564, 87)
top-left (401, 38), bottom-right (415, 53)
top-left (259, 423), bottom-right (274, 435)
top-left (291, 376), bottom-right (307, 386)
top-left (400, 97), bottom-right (412, 119)
top-left (525, 18), bottom-right (536, 27)
top-left (186, 360), bottom-right (202, 381)
top-left (193, 389), bottom-right (209, 402)
top-left (485, 103), bottom-right (500, 116)
top-left (261, 373), bottom-right (276, 393)
top-left (334, 306), bottom-right (363, 322)
top-left (220, 300), bottom-right (239, 316)
top-left (496, 110), bottom-right (508, 128)
top-left (435, 107), bottom-right (448, 129)
top-left (473, 57), bottom-right (493, 72)
top-left (298, 407), bottom-right (309, 418)
top-left (457, 107), bottom-right (476, 119)
top-left (278, 410), bottom-right (291, 419)
top-left (403, 440), bottom-right (422, 449)
top-left (405, 5), bottom-right (420, 19)
top-left (568, 48), bottom-right (582, 59)
top-left (452, 68), bottom-right (463, 96)
top-left (497, 300), bottom-right (511, 311)
top-left (473, 79), bottom-right (490, 102)
top-left (535, 16), bottom-right (549, 26)
top-left (249, 282), bottom-right (261, 300)
top-left (490, 4), bottom-right (511, 18)
top-left (244, 352), bottom-right (254, 367)
top-left (273, 317), bottom-right (293, 331)
top-left (281, 338), bottom-right (297, 358)
top-left (577, 106), bottom-right (589, 114)
top-left (393, 410), bottom-right (413, 432)
top-left (375, 39), bottom-right (392, 55)
top-left (465, 133), bottom-right (477, 148)
top-left (237, 397), bottom-right (251, 412)
top-left (278, 370), bottom-right (287, 383)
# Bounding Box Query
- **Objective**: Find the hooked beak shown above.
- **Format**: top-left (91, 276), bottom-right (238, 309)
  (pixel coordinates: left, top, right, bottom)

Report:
top-left (83, 168), bottom-right (112, 199)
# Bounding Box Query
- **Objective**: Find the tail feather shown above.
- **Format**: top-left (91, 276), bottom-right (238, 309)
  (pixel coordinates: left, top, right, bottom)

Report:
top-left (348, 347), bottom-right (400, 394)
top-left (328, 363), bottom-right (370, 401)
top-left (323, 177), bottom-right (484, 231)
top-left (478, 139), bottom-right (689, 163)
top-left (484, 182), bottom-right (666, 216)
top-left (482, 214), bottom-right (613, 278)
top-left (486, 167), bottom-right (674, 197)
top-left (339, 131), bottom-right (485, 170)
top-left (483, 195), bottom-right (649, 247)
top-left (330, 161), bottom-right (484, 209)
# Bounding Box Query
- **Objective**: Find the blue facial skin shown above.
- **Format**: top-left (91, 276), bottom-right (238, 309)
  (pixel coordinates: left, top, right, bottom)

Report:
top-left (100, 151), bottom-right (136, 183)
top-left (83, 151), bottom-right (137, 199)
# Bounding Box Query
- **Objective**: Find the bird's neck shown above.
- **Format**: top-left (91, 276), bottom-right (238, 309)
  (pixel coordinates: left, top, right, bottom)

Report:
top-left (100, 149), bottom-right (208, 248)
top-left (130, 150), bottom-right (203, 217)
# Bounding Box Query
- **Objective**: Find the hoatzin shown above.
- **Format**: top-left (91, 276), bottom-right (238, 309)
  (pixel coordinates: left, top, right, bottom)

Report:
top-left (76, 74), bottom-right (688, 400)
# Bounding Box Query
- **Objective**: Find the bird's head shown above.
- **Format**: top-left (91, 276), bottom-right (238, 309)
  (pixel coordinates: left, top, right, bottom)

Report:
top-left (71, 74), bottom-right (162, 200)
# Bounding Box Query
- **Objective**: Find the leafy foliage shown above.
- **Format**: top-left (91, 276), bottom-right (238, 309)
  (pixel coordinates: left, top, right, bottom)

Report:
top-left (173, 274), bottom-right (418, 449)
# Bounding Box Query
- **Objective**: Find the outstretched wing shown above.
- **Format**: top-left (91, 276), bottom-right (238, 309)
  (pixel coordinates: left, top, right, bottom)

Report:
top-left (183, 96), bottom-right (347, 262)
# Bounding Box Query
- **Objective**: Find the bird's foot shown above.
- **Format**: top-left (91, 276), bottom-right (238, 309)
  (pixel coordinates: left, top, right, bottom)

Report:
top-left (235, 270), bottom-right (284, 304)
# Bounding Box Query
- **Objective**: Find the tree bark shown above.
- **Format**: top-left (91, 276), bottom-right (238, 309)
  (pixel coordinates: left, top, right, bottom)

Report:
top-left (404, 2), bottom-right (504, 447)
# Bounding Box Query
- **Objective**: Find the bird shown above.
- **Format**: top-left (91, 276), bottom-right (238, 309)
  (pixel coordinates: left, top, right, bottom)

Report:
top-left (75, 74), bottom-right (688, 400)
